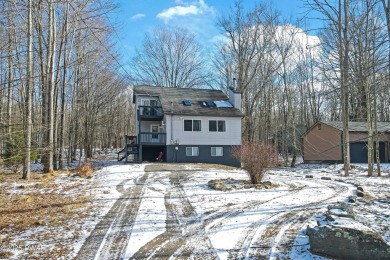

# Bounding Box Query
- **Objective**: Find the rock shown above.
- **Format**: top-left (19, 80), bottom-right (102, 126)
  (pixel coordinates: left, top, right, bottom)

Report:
top-left (262, 181), bottom-right (272, 189)
top-left (214, 182), bottom-right (225, 190)
top-left (307, 219), bottom-right (390, 260)
top-left (335, 178), bottom-right (345, 183)
top-left (327, 203), bottom-right (355, 219)
top-left (357, 191), bottom-right (364, 197)
top-left (321, 177), bottom-right (332, 180)
top-left (348, 196), bottom-right (356, 203)
top-left (357, 186), bottom-right (364, 192)
top-left (244, 184), bottom-right (251, 189)
top-left (305, 175), bottom-right (313, 178)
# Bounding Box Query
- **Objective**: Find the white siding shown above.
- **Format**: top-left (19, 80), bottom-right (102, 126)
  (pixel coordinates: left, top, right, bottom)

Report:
top-left (171, 115), bottom-right (241, 145)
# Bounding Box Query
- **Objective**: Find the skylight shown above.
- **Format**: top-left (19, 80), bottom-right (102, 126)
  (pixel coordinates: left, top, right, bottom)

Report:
top-left (183, 100), bottom-right (191, 106)
top-left (206, 101), bottom-right (215, 107)
top-left (214, 101), bottom-right (233, 108)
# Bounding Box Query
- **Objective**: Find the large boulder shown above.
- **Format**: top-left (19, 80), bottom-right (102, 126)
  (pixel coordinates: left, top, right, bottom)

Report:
top-left (307, 217), bottom-right (390, 260)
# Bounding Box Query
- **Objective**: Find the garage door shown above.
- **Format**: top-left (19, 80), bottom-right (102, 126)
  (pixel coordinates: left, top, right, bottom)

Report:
top-left (349, 142), bottom-right (386, 163)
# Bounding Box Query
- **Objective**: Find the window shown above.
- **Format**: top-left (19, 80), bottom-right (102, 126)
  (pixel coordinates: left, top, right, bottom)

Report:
top-left (142, 99), bottom-right (159, 106)
top-left (186, 147), bottom-right (199, 156)
top-left (184, 120), bottom-right (201, 131)
top-left (209, 120), bottom-right (226, 132)
top-left (211, 147), bottom-right (223, 156)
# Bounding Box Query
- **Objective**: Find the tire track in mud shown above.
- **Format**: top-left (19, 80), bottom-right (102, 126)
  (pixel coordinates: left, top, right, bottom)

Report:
top-left (75, 173), bottom-right (148, 260)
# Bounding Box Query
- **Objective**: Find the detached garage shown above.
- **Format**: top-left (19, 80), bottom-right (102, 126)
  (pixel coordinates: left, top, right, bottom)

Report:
top-left (302, 121), bottom-right (390, 164)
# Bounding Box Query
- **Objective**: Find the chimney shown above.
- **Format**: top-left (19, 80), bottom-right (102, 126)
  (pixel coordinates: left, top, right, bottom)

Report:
top-left (229, 78), bottom-right (241, 110)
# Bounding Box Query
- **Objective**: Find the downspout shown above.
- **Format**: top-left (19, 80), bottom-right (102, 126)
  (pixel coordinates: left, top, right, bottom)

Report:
top-left (138, 106), bottom-right (142, 162)
top-left (171, 102), bottom-right (174, 162)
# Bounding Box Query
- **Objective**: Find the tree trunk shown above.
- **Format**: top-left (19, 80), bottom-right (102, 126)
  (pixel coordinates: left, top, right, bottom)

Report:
top-left (23, 0), bottom-right (33, 180)
top-left (43, 0), bottom-right (55, 173)
top-left (340, 0), bottom-right (351, 176)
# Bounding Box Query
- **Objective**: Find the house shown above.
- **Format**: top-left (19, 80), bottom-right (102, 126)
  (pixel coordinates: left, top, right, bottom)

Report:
top-left (302, 121), bottom-right (390, 163)
top-left (118, 85), bottom-right (243, 167)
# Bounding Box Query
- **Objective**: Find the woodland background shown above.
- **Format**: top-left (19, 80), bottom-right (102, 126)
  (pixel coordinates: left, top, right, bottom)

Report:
top-left (1, 0), bottom-right (390, 178)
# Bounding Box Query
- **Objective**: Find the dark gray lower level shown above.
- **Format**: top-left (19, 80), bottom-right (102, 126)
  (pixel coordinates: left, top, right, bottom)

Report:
top-left (141, 145), bottom-right (240, 167)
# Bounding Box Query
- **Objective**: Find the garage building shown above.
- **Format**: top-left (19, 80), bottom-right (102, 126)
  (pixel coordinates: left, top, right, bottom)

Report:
top-left (302, 121), bottom-right (390, 163)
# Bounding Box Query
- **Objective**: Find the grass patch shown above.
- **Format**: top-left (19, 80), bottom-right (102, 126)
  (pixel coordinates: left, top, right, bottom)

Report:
top-left (0, 170), bottom-right (92, 258)
top-left (74, 162), bottom-right (94, 178)
top-left (145, 163), bottom-right (237, 172)
top-left (0, 186), bottom-right (90, 231)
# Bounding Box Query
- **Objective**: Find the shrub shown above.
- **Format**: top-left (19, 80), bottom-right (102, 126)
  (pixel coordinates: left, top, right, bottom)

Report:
top-left (231, 141), bottom-right (278, 184)
top-left (75, 162), bottom-right (94, 178)
top-left (4, 134), bottom-right (38, 173)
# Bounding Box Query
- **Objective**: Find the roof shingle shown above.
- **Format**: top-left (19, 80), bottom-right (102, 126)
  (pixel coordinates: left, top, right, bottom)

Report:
top-left (133, 86), bottom-right (244, 117)
top-left (321, 121), bottom-right (390, 132)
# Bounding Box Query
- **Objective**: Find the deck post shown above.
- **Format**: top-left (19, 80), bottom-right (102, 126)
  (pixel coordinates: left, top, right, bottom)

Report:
top-left (139, 145), bottom-right (142, 162)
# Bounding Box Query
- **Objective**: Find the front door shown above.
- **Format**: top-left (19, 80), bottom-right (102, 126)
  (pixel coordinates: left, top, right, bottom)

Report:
top-left (151, 125), bottom-right (159, 142)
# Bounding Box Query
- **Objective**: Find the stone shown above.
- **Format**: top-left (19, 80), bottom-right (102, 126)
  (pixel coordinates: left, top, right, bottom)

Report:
top-left (357, 191), bottom-right (364, 197)
top-left (214, 182), bottom-right (225, 190)
top-left (348, 196), bottom-right (356, 203)
top-left (307, 219), bottom-right (390, 260)
top-left (321, 177), bottom-right (332, 180)
top-left (262, 181), bottom-right (272, 189)
top-left (305, 175), bottom-right (313, 178)
top-left (327, 203), bottom-right (355, 219)
top-left (357, 186), bottom-right (364, 192)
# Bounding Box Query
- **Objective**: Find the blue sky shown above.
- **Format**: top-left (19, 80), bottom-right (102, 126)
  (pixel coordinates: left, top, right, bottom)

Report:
top-left (111, 0), bottom-right (318, 65)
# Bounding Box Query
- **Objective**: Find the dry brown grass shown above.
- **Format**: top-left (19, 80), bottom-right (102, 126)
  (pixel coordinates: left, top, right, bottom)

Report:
top-left (145, 163), bottom-right (237, 172)
top-left (0, 186), bottom-right (90, 231)
top-left (0, 171), bottom-right (92, 258)
top-left (74, 162), bottom-right (94, 178)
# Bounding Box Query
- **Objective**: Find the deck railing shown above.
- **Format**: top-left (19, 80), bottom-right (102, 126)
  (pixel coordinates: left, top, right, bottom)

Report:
top-left (139, 132), bottom-right (166, 144)
top-left (138, 106), bottom-right (164, 120)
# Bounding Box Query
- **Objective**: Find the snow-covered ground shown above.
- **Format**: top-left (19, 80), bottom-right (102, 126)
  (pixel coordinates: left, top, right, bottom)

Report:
top-left (79, 161), bottom-right (389, 259)
top-left (1, 160), bottom-right (389, 259)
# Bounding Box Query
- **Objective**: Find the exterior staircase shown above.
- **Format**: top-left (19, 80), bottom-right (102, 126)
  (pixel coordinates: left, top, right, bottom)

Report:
top-left (117, 136), bottom-right (140, 163)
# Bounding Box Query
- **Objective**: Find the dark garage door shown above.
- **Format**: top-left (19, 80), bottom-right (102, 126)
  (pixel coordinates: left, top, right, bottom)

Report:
top-left (350, 142), bottom-right (386, 163)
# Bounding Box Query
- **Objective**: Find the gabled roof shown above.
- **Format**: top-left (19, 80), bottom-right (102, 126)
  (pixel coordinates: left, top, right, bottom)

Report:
top-left (302, 121), bottom-right (390, 138)
top-left (133, 85), bottom-right (243, 117)
top-left (321, 121), bottom-right (390, 132)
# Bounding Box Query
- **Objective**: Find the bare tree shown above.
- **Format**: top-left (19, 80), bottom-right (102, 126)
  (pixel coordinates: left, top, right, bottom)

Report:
top-left (306, 0), bottom-right (352, 176)
top-left (132, 27), bottom-right (209, 88)
top-left (217, 1), bottom-right (279, 141)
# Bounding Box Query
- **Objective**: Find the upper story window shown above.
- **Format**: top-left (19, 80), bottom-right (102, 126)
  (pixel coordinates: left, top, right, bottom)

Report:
top-left (184, 120), bottom-right (201, 131)
top-left (209, 120), bottom-right (226, 132)
top-left (142, 99), bottom-right (159, 107)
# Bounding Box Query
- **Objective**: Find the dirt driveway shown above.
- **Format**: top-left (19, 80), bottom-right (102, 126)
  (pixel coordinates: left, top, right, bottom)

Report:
top-left (76, 163), bottom-right (356, 259)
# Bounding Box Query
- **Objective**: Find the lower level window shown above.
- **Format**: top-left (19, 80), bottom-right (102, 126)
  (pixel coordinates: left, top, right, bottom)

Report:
top-left (186, 147), bottom-right (199, 156)
top-left (211, 147), bottom-right (223, 156)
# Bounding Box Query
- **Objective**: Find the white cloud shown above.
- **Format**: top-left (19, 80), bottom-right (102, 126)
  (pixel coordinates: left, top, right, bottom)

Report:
top-left (131, 13), bottom-right (146, 21)
top-left (157, 0), bottom-right (215, 23)
top-left (157, 5), bottom-right (198, 22)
